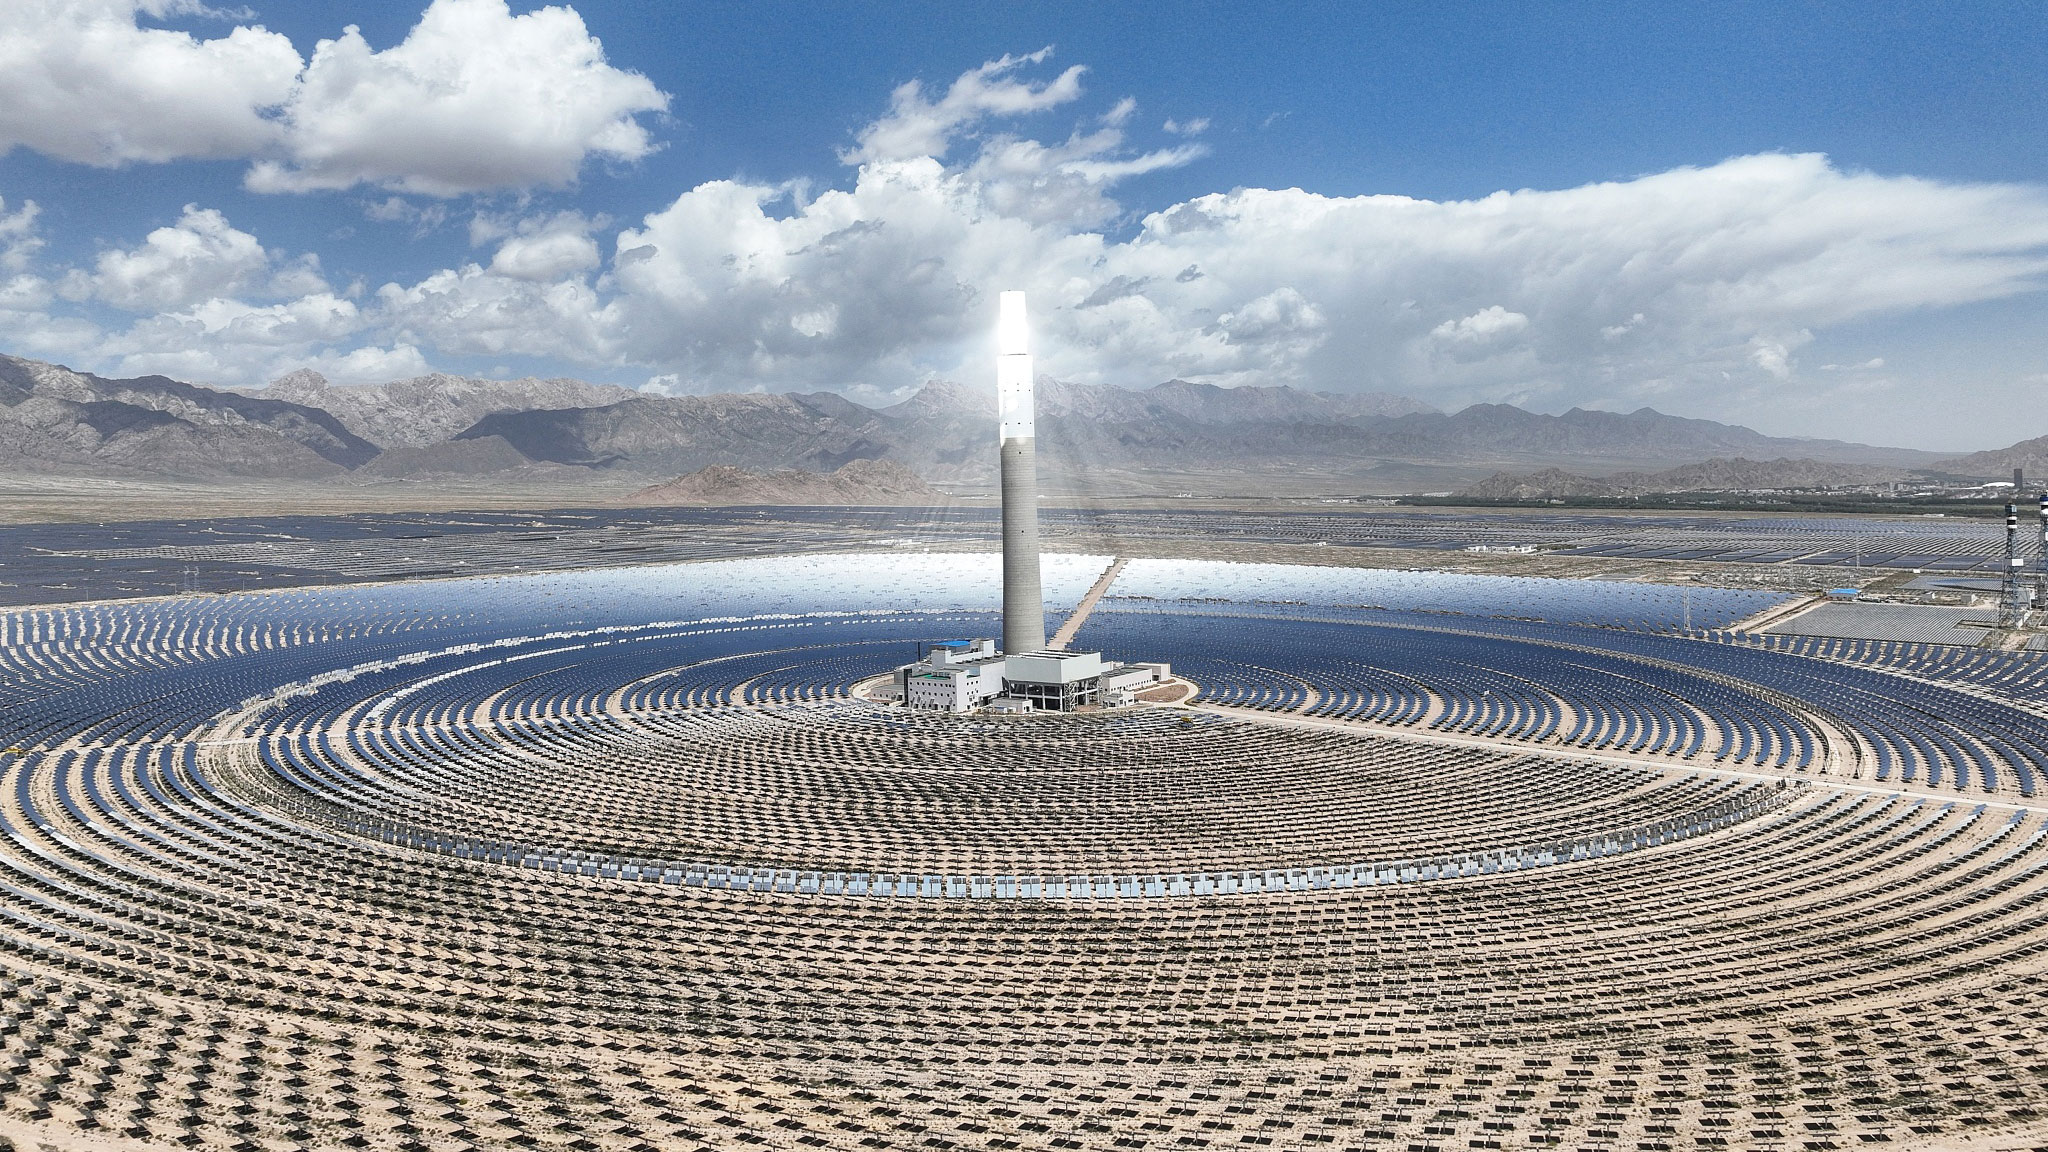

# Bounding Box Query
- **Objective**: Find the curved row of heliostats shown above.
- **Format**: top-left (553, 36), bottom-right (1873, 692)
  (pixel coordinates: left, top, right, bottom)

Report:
top-left (289, 764), bottom-right (1786, 898)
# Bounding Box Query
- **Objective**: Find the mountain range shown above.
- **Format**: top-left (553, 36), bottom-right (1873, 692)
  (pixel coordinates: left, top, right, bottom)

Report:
top-left (0, 352), bottom-right (2008, 496)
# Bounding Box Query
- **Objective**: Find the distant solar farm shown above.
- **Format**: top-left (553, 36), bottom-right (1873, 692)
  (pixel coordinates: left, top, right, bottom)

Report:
top-left (0, 504), bottom-right (2029, 605)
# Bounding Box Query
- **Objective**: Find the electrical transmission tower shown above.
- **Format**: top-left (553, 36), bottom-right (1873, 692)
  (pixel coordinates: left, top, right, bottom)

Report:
top-left (2000, 502), bottom-right (2031, 629)
top-left (2036, 494), bottom-right (2047, 613)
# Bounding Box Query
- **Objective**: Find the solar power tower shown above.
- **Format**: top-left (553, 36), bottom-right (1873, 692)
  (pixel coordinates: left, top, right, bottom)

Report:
top-left (996, 291), bottom-right (1046, 655)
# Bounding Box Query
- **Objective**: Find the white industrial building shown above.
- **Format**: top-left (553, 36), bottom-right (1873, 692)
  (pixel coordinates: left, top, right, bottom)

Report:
top-left (896, 639), bottom-right (1009, 711)
top-left (1002, 650), bottom-right (1105, 711)
top-left (1101, 661), bottom-right (1171, 706)
top-left (894, 643), bottom-right (1170, 714)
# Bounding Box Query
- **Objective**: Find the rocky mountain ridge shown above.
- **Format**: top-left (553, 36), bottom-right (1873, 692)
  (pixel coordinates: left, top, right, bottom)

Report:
top-left (256, 369), bottom-right (636, 449)
top-left (0, 356), bottom-right (375, 478)
top-left (0, 353), bottom-right (1972, 494)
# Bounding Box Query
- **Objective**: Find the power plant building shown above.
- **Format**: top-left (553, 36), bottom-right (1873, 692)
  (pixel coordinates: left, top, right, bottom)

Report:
top-left (1003, 650), bottom-right (1106, 711)
top-left (897, 639), bottom-right (1009, 711)
top-left (894, 644), bottom-right (1170, 713)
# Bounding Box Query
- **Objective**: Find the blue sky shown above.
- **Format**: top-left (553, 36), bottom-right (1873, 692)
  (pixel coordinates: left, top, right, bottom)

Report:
top-left (1, 0), bottom-right (2045, 449)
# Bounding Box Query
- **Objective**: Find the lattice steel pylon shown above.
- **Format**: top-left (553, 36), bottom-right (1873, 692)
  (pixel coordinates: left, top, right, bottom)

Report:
top-left (2036, 494), bottom-right (2047, 611)
top-left (2000, 502), bottom-right (2031, 628)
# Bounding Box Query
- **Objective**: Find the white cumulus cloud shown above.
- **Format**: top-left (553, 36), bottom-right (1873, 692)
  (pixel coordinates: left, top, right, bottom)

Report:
top-left (365, 54), bottom-right (1217, 392)
top-left (73, 204), bottom-right (276, 311)
top-left (0, 0), bottom-right (299, 166)
top-left (488, 212), bottom-right (604, 281)
top-left (21, 201), bottom-right (375, 386)
top-left (87, 290), bottom-right (376, 384)
top-left (182, 292), bottom-right (362, 345)
top-left (377, 261), bottom-right (614, 363)
top-left (0, 275), bottom-right (54, 313)
top-left (247, 0), bottom-right (667, 195)
top-left (0, 0), bottom-right (667, 197)
top-left (1747, 331), bottom-right (1813, 380)
top-left (846, 48), bottom-right (1086, 164)
top-left (291, 342), bottom-right (433, 386)
top-left (0, 197), bottom-right (44, 272)
top-left (1431, 306), bottom-right (1529, 345)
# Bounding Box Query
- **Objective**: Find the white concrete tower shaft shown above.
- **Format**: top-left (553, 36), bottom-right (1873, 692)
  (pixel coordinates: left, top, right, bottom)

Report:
top-left (997, 290), bottom-right (1044, 655)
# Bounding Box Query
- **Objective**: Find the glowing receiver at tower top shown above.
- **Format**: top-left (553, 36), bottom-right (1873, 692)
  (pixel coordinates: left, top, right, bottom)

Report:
top-left (997, 291), bottom-right (1034, 440)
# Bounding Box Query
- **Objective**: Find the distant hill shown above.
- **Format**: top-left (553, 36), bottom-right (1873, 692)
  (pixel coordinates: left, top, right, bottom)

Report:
top-left (256, 369), bottom-right (635, 449)
top-left (1934, 433), bottom-right (2048, 480)
top-left (1359, 405), bottom-right (1924, 468)
top-left (1455, 457), bottom-right (1912, 500)
top-left (1457, 468), bottom-right (1629, 501)
top-left (350, 434), bottom-right (578, 479)
top-left (456, 392), bottom-right (893, 473)
top-left (1038, 378), bottom-right (1432, 426)
top-left (1642, 457), bottom-right (1912, 490)
top-left (620, 459), bottom-right (944, 506)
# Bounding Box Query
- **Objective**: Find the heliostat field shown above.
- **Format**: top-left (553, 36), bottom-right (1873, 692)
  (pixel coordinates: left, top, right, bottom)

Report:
top-left (0, 551), bottom-right (2045, 1152)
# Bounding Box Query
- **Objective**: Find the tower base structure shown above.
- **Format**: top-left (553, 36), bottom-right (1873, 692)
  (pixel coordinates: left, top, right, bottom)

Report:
top-left (892, 644), bottom-right (1171, 714)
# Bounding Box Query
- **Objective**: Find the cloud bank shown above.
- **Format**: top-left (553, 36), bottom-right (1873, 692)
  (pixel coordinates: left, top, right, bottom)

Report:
top-left (3, 36), bottom-right (2048, 442)
top-left (376, 106), bottom-right (2048, 419)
